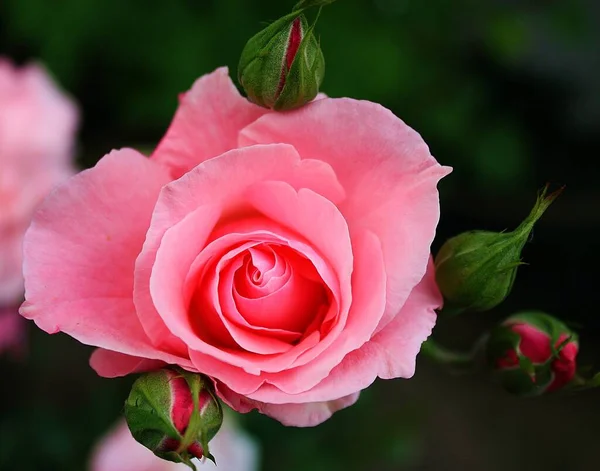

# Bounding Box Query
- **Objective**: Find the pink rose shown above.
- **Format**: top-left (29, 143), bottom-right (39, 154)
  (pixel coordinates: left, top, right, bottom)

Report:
top-left (90, 416), bottom-right (259, 471)
top-left (21, 68), bottom-right (450, 426)
top-left (0, 58), bottom-right (78, 305)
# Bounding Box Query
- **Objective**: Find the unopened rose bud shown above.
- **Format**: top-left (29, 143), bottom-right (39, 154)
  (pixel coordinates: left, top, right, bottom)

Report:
top-left (486, 311), bottom-right (578, 396)
top-left (238, 11), bottom-right (325, 110)
top-left (124, 368), bottom-right (223, 469)
top-left (434, 186), bottom-right (562, 313)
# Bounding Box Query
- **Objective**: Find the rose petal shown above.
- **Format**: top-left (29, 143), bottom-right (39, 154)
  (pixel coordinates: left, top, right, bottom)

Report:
top-left (239, 98), bottom-right (450, 332)
top-left (232, 249), bottom-right (325, 333)
top-left (20, 149), bottom-right (187, 365)
top-left (151, 67), bottom-right (269, 179)
top-left (255, 393), bottom-right (360, 427)
top-left (245, 259), bottom-right (440, 403)
top-left (217, 382), bottom-right (359, 427)
top-left (90, 349), bottom-right (166, 378)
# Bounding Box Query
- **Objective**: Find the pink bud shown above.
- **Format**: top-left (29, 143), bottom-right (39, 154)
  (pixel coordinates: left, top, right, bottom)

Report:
top-left (491, 313), bottom-right (578, 394)
top-left (124, 368), bottom-right (223, 467)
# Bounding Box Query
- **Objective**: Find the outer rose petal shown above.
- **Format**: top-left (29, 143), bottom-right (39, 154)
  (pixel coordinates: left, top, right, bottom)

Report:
top-left (151, 67), bottom-right (269, 178)
top-left (245, 259), bottom-right (440, 404)
top-left (20, 149), bottom-right (189, 366)
top-left (239, 98), bottom-right (450, 332)
top-left (90, 349), bottom-right (166, 378)
top-left (217, 383), bottom-right (359, 428)
top-left (256, 393), bottom-right (360, 427)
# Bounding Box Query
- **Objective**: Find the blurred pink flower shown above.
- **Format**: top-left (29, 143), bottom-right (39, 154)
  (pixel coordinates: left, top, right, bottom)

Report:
top-left (0, 306), bottom-right (26, 357)
top-left (0, 57), bottom-right (78, 306)
top-left (90, 415), bottom-right (260, 471)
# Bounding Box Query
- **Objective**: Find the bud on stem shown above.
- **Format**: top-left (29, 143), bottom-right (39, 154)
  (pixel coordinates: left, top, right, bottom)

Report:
top-left (435, 185), bottom-right (563, 314)
top-left (124, 368), bottom-right (223, 470)
top-left (238, 10), bottom-right (325, 110)
top-left (486, 311), bottom-right (578, 396)
top-left (420, 339), bottom-right (482, 374)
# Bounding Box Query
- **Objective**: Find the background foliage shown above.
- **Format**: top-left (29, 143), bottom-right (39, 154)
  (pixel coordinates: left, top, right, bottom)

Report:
top-left (1, 0), bottom-right (599, 469)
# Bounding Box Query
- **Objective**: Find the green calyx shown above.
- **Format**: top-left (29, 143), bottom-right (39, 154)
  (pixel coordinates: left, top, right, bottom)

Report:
top-left (176, 369), bottom-right (223, 467)
top-left (124, 368), bottom-right (223, 470)
top-left (435, 186), bottom-right (563, 314)
top-left (238, 8), bottom-right (325, 111)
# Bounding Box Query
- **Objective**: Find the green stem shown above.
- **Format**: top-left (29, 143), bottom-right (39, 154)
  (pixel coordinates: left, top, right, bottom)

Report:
top-left (420, 339), bottom-right (481, 374)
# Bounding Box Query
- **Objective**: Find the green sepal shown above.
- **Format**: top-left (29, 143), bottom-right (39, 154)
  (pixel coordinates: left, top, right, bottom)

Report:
top-left (435, 185), bottom-right (563, 314)
top-left (124, 370), bottom-right (182, 446)
top-left (273, 10), bottom-right (325, 110)
top-left (175, 368), bottom-right (223, 462)
top-left (568, 372), bottom-right (600, 391)
top-left (238, 11), bottom-right (303, 108)
top-left (177, 369), bottom-right (203, 456)
top-left (486, 324), bottom-right (521, 360)
top-left (494, 367), bottom-right (545, 397)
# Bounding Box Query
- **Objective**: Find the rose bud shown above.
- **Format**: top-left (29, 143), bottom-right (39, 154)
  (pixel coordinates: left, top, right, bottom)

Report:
top-left (238, 11), bottom-right (325, 110)
top-left (124, 368), bottom-right (223, 469)
top-left (434, 186), bottom-right (562, 313)
top-left (486, 311), bottom-right (578, 396)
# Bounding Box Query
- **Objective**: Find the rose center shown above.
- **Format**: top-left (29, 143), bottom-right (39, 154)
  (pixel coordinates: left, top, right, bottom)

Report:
top-left (190, 241), bottom-right (331, 348)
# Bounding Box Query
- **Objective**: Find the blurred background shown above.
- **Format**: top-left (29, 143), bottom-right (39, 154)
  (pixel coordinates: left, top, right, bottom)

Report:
top-left (1, 0), bottom-right (600, 470)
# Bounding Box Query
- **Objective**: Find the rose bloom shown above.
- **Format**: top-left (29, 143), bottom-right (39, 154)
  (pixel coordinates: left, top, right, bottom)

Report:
top-left (90, 416), bottom-right (259, 471)
top-left (0, 58), bottom-right (77, 306)
top-left (21, 68), bottom-right (450, 426)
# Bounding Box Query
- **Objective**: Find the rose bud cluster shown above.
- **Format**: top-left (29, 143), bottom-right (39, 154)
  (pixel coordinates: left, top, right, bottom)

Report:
top-left (238, 11), bottom-right (325, 111)
top-left (124, 368), bottom-right (223, 469)
top-left (434, 186), bottom-right (562, 313)
top-left (486, 311), bottom-right (578, 396)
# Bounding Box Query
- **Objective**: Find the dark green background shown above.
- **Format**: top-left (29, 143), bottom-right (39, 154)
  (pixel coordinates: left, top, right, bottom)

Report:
top-left (1, 1), bottom-right (599, 470)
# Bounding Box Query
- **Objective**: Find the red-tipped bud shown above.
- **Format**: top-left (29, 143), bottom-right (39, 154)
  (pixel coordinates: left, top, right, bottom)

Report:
top-left (124, 368), bottom-right (222, 469)
top-left (238, 11), bottom-right (325, 110)
top-left (486, 311), bottom-right (578, 396)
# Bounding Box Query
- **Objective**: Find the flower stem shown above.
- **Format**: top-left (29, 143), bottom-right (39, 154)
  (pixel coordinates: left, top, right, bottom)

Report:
top-left (420, 339), bottom-right (481, 374)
